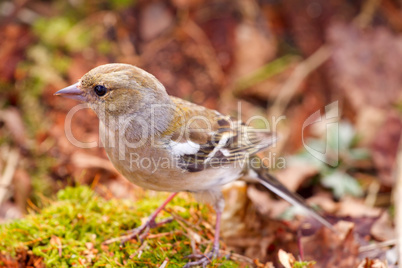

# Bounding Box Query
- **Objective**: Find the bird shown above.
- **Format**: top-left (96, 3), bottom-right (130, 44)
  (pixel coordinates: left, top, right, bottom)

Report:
top-left (55, 63), bottom-right (333, 267)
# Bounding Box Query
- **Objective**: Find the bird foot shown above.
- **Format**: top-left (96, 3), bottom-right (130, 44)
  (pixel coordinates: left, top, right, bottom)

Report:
top-left (184, 248), bottom-right (219, 268)
top-left (102, 217), bottom-right (173, 245)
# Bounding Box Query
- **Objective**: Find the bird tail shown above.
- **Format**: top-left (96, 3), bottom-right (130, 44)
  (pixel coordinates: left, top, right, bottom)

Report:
top-left (249, 156), bottom-right (335, 231)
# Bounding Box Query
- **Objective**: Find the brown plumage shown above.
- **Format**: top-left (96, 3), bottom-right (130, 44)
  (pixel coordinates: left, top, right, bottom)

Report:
top-left (55, 63), bottom-right (333, 267)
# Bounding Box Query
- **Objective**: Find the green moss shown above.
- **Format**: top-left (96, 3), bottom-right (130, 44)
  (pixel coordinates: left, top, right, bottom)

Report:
top-left (33, 17), bottom-right (93, 53)
top-left (293, 260), bottom-right (316, 268)
top-left (0, 186), bottom-right (240, 267)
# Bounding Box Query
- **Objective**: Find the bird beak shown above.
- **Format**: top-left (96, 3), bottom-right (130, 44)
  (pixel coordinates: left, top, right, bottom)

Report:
top-left (54, 82), bottom-right (86, 102)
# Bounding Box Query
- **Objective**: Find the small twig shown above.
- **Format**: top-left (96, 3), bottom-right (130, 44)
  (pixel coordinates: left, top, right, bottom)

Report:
top-left (364, 181), bottom-right (380, 207)
top-left (50, 236), bottom-right (63, 257)
top-left (153, 217), bottom-right (174, 227)
top-left (297, 229), bottom-right (304, 261)
top-left (233, 55), bottom-right (300, 96)
top-left (359, 239), bottom-right (397, 253)
top-left (170, 211), bottom-right (214, 258)
top-left (102, 227), bottom-right (143, 245)
top-left (147, 230), bottom-right (182, 239)
top-left (173, 215), bottom-right (204, 249)
top-left (181, 19), bottom-right (225, 86)
top-left (267, 0), bottom-right (380, 120)
top-left (353, 0), bottom-right (382, 28)
top-left (220, 250), bottom-right (253, 264)
top-left (129, 241), bottom-right (148, 259)
top-left (0, 148), bottom-right (19, 204)
top-left (268, 45), bottom-right (332, 118)
top-left (188, 229), bottom-right (198, 255)
top-left (168, 210), bottom-right (204, 232)
top-left (203, 243), bottom-right (212, 255)
top-left (394, 132), bottom-right (402, 268)
top-left (112, 259), bottom-right (124, 267)
top-left (23, 236), bottom-right (45, 246)
top-left (90, 173), bottom-right (101, 189)
top-left (26, 198), bottom-right (41, 213)
top-left (158, 258), bottom-right (169, 268)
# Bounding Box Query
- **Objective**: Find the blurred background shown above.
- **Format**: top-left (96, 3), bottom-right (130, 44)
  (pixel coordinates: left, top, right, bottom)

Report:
top-left (0, 0), bottom-right (401, 266)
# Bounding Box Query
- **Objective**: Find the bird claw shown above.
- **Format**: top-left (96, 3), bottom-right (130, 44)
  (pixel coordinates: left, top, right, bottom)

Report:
top-left (184, 249), bottom-right (218, 268)
top-left (102, 217), bottom-right (173, 245)
top-left (102, 224), bottom-right (150, 245)
top-left (122, 225), bottom-right (151, 245)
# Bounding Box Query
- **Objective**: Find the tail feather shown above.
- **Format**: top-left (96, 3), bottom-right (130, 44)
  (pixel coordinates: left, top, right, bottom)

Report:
top-left (250, 156), bottom-right (335, 231)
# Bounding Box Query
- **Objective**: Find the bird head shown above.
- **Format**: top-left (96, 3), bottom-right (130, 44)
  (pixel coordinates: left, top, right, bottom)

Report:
top-left (55, 63), bottom-right (170, 119)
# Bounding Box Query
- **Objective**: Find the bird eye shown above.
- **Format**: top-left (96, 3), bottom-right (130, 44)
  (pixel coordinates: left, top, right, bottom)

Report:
top-left (94, 85), bottom-right (108, 96)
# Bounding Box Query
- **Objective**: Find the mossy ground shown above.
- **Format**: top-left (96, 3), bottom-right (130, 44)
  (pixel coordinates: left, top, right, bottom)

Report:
top-left (0, 186), bottom-right (241, 267)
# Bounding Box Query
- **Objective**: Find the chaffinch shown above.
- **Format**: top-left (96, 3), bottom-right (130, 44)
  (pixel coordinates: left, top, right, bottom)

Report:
top-left (55, 63), bottom-right (333, 267)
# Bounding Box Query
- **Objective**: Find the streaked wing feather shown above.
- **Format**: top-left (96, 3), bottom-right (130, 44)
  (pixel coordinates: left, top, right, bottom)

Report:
top-left (166, 97), bottom-right (277, 172)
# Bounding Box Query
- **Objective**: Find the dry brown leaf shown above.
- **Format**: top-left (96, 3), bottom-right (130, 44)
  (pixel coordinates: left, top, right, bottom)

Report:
top-left (71, 152), bottom-right (117, 172)
top-left (357, 258), bottom-right (388, 268)
top-left (247, 185), bottom-right (290, 218)
top-left (307, 192), bottom-right (337, 213)
top-left (143, 36), bottom-right (223, 109)
top-left (278, 249), bottom-right (296, 268)
top-left (12, 169), bottom-right (32, 213)
top-left (232, 21), bottom-right (276, 77)
top-left (50, 236), bottom-right (62, 257)
top-left (370, 212), bottom-right (395, 242)
top-left (355, 107), bottom-right (387, 146)
top-left (337, 197), bottom-right (381, 218)
top-left (0, 24), bottom-right (33, 82)
top-left (139, 2), bottom-right (173, 41)
top-left (275, 164), bottom-right (319, 192)
top-left (371, 111), bottom-right (402, 186)
top-left (100, 179), bottom-right (138, 200)
top-left (221, 181), bottom-right (248, 237)
top-left (328, 23), bottom-right (402, 110)
top-left (0, 107), bottom-right (28, 147)
top-left (302, 221), bottom-right (359, 267)
top-left (235, 60), bottom-right (299, 102)
top-left (253, 258), bottom-right (275, 268)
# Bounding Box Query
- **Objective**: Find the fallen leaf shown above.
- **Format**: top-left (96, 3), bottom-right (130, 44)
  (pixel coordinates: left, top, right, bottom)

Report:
top-left (278, 249), bottom-right (295, 268)
top-left (139, 2), bottom-right (173, 41)
top-left (337, 197), bottom-right (381, 218)
top-left (232, 21), bottom-right (276, 78)
top-left (371, 111), bottom-right (402, 186)
top-left (355, 107), bottom-right (387, 146)
top-left (50, 236), bottom-right (62, 257)
top-left (328, 23), bottom-right (402, 110)
top-left (301, 221), bottom-right (359, 267)
top-left (247, 185), bottom-right (290, 218)
top-left (0, 107), bottom-right (28, 148)
top-left (0, 24), bottom-right (33, 82)
top-left (71, 152), bottom-right (117, 172)
top-left (221, 181), bottom-right (248, 237)
top-left (357, 258), bottom-right (388, 268)
top-left (370, 212), bottom-right (395, 242)
top-left (12, 169), bottom-right (32, 212)
top-left (307, 192), bottom-right (337, 213)
top-left (275, 163), bottom-right (318, 192)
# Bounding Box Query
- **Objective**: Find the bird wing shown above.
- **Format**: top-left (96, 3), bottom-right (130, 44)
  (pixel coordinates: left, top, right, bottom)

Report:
top-left (165, 97), bottom-right (277, 172)
top-left (166, 98), bottom-right (334, 230)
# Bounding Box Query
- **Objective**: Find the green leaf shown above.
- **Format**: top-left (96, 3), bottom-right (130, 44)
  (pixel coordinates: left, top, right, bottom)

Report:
top-left (337, 121), bottom-right (356, 150)
top-left (348, 148), bottom-right (370, 161)
top-left (321, 171), bottom-right (363, 198)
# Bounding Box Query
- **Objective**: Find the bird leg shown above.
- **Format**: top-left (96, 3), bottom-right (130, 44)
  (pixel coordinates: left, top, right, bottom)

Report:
top-left (103, 192), bottom-right (178, 245)
top-left (184, 208), bottom-right (222, 267)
